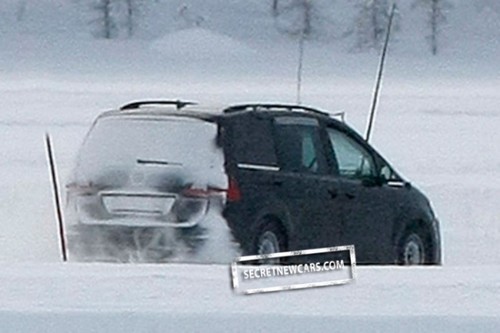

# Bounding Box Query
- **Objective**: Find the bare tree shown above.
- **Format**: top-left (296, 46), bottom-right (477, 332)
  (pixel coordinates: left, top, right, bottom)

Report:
top-left (272, 0), bottom-right (279, 17)
top-left (124, 0), bottom-right (135, 37)
top-left (413, 0), bottom-right (452, 55)
top-left (272, 0), bottom-right (315, 38)
top-left (16, 0), bottom-right (27, 22)
top-left (354, 0), bottom-right (397, 50)
top-left (92, 0), bottom-right (116, 39)
top-left (123, 0), bottom-right (148, 37)
top-left (300, 0), bottom-right (312, 37)
top-left (178, 4), bottom-right (205, 28)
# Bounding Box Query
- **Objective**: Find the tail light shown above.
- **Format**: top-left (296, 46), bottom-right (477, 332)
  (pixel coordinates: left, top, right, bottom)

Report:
top-left (181, 177), bottom-right (241, 202)
top-left (226, 177), bottom-right (241, 202)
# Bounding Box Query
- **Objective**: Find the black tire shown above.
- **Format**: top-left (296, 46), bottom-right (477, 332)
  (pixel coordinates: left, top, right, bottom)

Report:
top-left (254, 221), bottom-right (287, 265)
top-left (398, 228), bottom-right (430, 265)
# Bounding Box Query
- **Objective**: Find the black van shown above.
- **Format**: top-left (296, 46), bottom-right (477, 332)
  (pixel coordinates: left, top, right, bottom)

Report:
top-left (66, 101), bottom-right (441, 265)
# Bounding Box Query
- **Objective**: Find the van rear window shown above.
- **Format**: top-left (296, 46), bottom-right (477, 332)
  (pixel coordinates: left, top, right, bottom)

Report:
top-left (75, 116), bottom-right (225, 187)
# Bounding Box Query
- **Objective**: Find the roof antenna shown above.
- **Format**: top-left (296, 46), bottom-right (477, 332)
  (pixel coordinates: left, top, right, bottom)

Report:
top-left (296, 30), bottom-right (305, 105)
top-left (296, 0), bottom-right (311, 105)
top-left (365, 2), bottom-right (396, 142)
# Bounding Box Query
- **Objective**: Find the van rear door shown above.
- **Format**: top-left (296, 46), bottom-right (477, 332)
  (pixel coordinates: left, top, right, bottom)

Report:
top-left (71, 114), bottom-right (226, 227)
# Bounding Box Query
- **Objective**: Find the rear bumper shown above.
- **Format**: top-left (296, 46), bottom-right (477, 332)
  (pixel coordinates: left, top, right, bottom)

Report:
top-left (73, 193), bottom-right (211, 228)
top-left (79, 215), bottom-right (201, 228)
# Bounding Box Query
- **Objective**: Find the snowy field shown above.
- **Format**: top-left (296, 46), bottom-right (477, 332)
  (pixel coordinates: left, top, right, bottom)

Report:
top-left (0, 263), bottom-right (499, 332)
top-left (0, 0), bottom-right (499, 331)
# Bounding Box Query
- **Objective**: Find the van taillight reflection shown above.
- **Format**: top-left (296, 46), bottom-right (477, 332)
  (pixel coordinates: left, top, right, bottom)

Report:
top-left (226, 177), bottom-right (241, 202)
top-left (181, 177), bottom-right (241, 202)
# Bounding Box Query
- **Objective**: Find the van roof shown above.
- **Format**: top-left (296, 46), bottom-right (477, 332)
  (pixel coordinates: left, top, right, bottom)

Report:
top-left (98, 101), bottom-right (345, 123)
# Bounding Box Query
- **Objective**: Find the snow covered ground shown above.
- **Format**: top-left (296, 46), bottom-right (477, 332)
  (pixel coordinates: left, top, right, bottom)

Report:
top-left (0, 0), bottom-right (499, 331)
top-left (0, 263), bottom-right (499, 332)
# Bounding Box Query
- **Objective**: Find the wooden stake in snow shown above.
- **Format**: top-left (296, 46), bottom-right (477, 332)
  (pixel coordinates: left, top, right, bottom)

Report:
top-left (45, 133), bottom-right (68, 262)
top-left (365, 2), bottom-right (396, 142)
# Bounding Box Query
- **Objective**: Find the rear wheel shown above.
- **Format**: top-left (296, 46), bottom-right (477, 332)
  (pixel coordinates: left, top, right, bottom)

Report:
top-left (255, 221), bottom-right (287, 264)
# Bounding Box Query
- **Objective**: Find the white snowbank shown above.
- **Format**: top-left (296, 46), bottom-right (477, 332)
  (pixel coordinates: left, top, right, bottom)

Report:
top-left (0, 263), bottom-right (498, 332)
top-left (150, 28), bottom-right (258, 61)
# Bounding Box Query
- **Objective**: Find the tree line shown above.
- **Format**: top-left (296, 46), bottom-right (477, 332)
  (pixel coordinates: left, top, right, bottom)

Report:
top-left (271, 0), bottom-right (452, 55)
top-left (47, 0), bottom-right (452, 55)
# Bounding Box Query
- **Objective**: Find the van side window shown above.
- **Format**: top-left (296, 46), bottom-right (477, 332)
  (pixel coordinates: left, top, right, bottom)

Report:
top-left (230, 115), bottom-right (277, 166)
top-left (327, 127), bottom-right (376, 179)
top-left (274, 117), bottom-right (326, 174)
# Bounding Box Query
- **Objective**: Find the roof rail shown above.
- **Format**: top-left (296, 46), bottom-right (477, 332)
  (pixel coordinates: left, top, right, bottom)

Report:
top-left (120, 100), bottom-right (197, 111)
top-left (224, 103), bottom-right (344, 121)
top-left (331, 111), bottom-right (345, 122)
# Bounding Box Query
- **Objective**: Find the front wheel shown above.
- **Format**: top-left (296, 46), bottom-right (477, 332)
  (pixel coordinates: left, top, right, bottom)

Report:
top-left (398, 231), bottom-right (428, 265)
